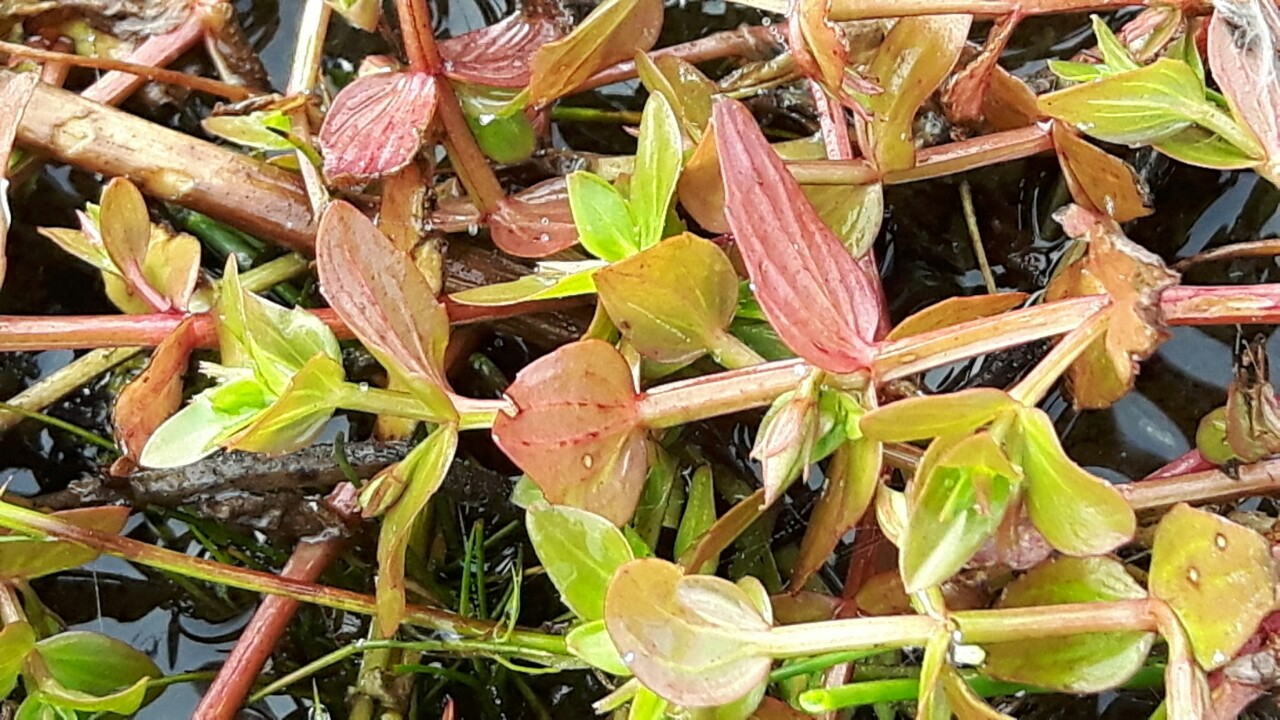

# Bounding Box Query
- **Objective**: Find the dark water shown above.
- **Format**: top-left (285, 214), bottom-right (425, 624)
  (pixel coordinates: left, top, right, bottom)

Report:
top-left (3, 3), bottom-right (1280, 719)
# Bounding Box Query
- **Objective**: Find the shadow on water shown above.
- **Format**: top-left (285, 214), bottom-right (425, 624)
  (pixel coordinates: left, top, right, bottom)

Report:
top-left (4, 2), bottom-right (1280, 718)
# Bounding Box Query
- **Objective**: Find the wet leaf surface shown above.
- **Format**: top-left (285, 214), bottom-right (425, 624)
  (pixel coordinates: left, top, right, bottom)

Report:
top-left (1150, 504), bottom-right (1276, 669)
top-left (1052, 122), bottom-right (1152, 222)
top-left (490, 177), bottom-right (581, 257)
top-left (440, 13), bottom-right (565, 88)
top-left (112, 318), bottom-right (197, 464)
top-left (317, 71), bottom-right (439, 185)
top-left (636, 53), bottom-right (715, 139)
top-left (526, 0), bottom-right (663, 107)
top-left (527, 502), bottom-right (634, 620)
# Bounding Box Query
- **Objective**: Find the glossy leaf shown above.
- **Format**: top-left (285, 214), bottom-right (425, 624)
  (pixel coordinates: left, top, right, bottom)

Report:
top-left (901, 432), bottom-right (1021, 592)
top-left (450, 260), bottom-right (604, 306)
top-left (859, 388), bottom-right (1015, 443)
top-left (631, 93), bottom-right (684, 250)
top-left (203, 111), bottom-right (296, 152)
top-left (318, 71), bottom-right (439, 185)
top-left (317, 200), bottom-right (454, 417)
top-left (139, 370), bottom-right (269, 468)
top-left (604, 558), bottom-right (772, 707)
top-left (36, 631), bottom-right (161, 701)
top-left (864, 15), bottom-right (971, 172)
top-left (983, 556), bottom-right (1155, 692)
top-left (0, 507), bottom-right (130, 581)
top-left (100, 177), bottom-right (167, 311)
top-left (375, 424), bottom-right (458, 636)
top-left (0, 622), bottom-right (34, 698)
top-left (457, 84), bottom-right (537, 164)
top-left (595, 233), bottom-right (738, 364)
top-left (636, 53), bottom-right (715, 138)
top-left (1207, 0), bottom-right (1280, 171)
top-left (228, 354), bottom-right (343, 454)
top-left (886, 292), bottom-right (1027, 341)
top-left (526, 0), bottom-right (663, 107)
top-left (674, 466), bottom-right (719, 574)
top-left (1155, 126), bottom-right (1263, 170)
top-left (789, 0), bottom-right (856, 106)
top-left (714, 99), bottom-right (878, 372)
top-left (1052, 122), bottom-right (1152, 222)
top-left (1045, 205), bottom-right (1180, 409)
top-left (1150, 504), bottom-right (1276, 669)
top-left (490, 178), bottom-right (581, 257)
top-left (567, 620), bottom-right (631, 675)
top-left (527, 502), bottom-right (635, 620)
top-left (440, 13), bottom-right (564, 88)
top-left (803, 183), bottom-right (884, 257)
top-left (492, 340), bottom-right (649, 525)
top-left (566, 171), bottom-right (638, 261)
top-left (112, 319), bottom-right (197, 463)
top-left (1018, 407), bottom-right (1134, 555)
top-left (678, 123), bottom-right (728, 233)
top-left (790, 435), bottom-right (882, 590)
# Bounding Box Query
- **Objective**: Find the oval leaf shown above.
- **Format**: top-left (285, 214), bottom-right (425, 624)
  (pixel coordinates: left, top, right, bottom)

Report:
top-left (566, 171), bottom-right (638, 261)
top-left (318, 71), bottom-right (439, 185)
top-left (37, 631), bottom-right (161, 700)
top-left (492, 340), bottom-right (649, 525)
top-left (631, 93), bottom-right (683, 250)
top-left (490, 178), bottom-right (581, 257)
top-left (566, 620), bottom-right (631, 675)
top-left (526, 0), bottom-right (663, 107)
top-left (527, 502), bottom-right (634, 620)
top-left (440, 13), bottom-right (564, 88)
top-left (714, 99), bottom-right (878, 373)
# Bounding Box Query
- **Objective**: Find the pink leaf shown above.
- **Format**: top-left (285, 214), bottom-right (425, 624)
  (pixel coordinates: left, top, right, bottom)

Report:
top-left (491, 340), bottom-right (649, 525)
top-left (714, 99), bottom-right (879, 372)
top-left (440, 14), bottom-right (564, 88)
top-left (1208, 1), bottom-right (1280, 162)
top-left (489, 177), bottom-right (580, 257)
top-left (318, 72), bottom-right (439, 186)
top-left (111, 319), bottom-right (197, 465)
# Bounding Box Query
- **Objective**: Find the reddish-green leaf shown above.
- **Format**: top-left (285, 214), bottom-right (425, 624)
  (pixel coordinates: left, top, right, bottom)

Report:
top-left (754, 389), bottom-right (820, 506)
top-left (605, 558), bottom-right (772, 707)
top-left (1052, 122), bottom-right (1152, 223)
top-left (676, 123), bottom-right (728, 233)
top-left (0, 507), bottom-right (130, 581)
top-left (492, 340), bottom-right (649, 525)
top-left (318, 71), bottom-right (439, 185)
top-left (983, 556), bottom-right (1155, 692)
top-left (789, 435), bottom-right (882, 590)
top-left (635, 53), bottom-right (715, 139)
top-left (863, 15), bottom-right (971, 172)
top-left (526, 0), bottom-right (663, 107)
top-left (595, 233), bottom-right (739, 364)
top-left (714, 99), bottom-right (879, 373)
top-left (859, 388), bottom-right (1016, 443)
top-left (100, 177), bottom-right (168, 311)
top-left (1150, 504), bottom-right (1276, 669)
top-left (112, 318), bottom-right (197, 464)
top-left (440, 13), bottom-right (564, 88)
top-left (1207, 1), bottom-right (1280, 173)
top-left (886, 292), bottom-right (1028, 341)
top-left (0, 622), bottom-right (34, 698)
top-left (317, 200), bottom-right (454, 418)
top-left (490, 178), bottom-right (581, 257)
top-left (1018, 407), bottom-right (1135, 556)
top-left (375, 424), bottom-right (458, 637)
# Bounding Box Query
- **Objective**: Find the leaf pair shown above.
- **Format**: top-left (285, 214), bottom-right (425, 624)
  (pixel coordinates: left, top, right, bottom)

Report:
top-left (861, 390), bottom-right (1135, 591)
top-left (6, 629), bottom-right (161, 718)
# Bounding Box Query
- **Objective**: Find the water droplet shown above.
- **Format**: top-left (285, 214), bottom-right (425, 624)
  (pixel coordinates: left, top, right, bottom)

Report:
top-left (761, 16), bottom-right (771, 25)
top-left (622, 652), bottom-right (636, 665)
top-left (1213, 651), bottom-right (1228, 665)
top-left (1216, 533), bottom-right (1228, 549)
top-left (748, 282), bottom-right (757, 292)
top-left (466, 222), bottom-right (479, 236)
top-left (357, 382), bottom-right (370, 393)
top-left (443, 60), bottom-right (455, 71)
top-left (582, 454), bottom-right (595, 469)
top-left (1188, 567), bottom-right (1201, 584)
top-left (499, 394), bottom-right (519, 418)
top-left (540, 216), bottom-right (550, 225)
top-left (792, 364), bottom-right (806, 377)
top-left (538, 233), bottom-right (551, 242)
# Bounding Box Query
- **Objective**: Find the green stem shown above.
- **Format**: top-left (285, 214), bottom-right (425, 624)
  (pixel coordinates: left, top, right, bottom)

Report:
top-left (769, 649), bottom-right (889, 683)
top-left (1007, 309), bottom-right (1109, 406)
top-left (0, 401), bottom-right (117, 451)
top-left (551, 107), bottom-right (644, 125)
top-left (333, 383), bottom-right (501, 430)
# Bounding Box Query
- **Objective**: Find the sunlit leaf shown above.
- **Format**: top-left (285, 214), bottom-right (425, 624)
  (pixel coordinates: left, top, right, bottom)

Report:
top-left (859, 388), bottom-right (1015, 443)
top-left (1207, 0), bottom-right (1280, 175)
top-left (636, 53), bottom-right (715, 139)
top-left (1052, 122), bottom-right (1152, 222)
top-left (1018, 407), bottom-right (1135, 556)
top-left (605, 558), bottom-right (772, 707)
top-left (790, 435), bottom-right (881, 590)
top-left (440, 13), bottom-right (564, 88)
top-left (864, 15), bottom-right (971, 172)
top-left (112, 319), bottom-right (197, 463)
top-left (632, 93), bottom-right (684, 250)
top-left (317, 201), bottom-right (454, 418)
top-left (714, 99), bottom-right (878, 372)
top-left (527, 502), bottom-right (635, 620)
top-left (566, 171), bottom-right (638, 261)
top-left (203, 111), bottom-right (297, 152)
top-left (1045, 206), bottom-right (1179, 409)
top-left (318, 71), bottom-right (439, 185)
top-left (227, 353), bottom-right (343, 454)
top-left (492, 340), bottom-right (649, 525)
top-left (595, 233), bottom-right (738, 364)
top-left (375, 424), bottom-right (458, 636)
top-left (139, 371), bottom-right (269, 468)
top-left (567, 620), bottom-right (632, 675)
top-left (0, 507), bottom-right (130, 581)
top-left (0, 622), bottom-right (35, 698)
top-left (901, 432), bottom-right (1021, 592)
top-left (886, 293), bottom-right (1027, 341)
top-left (490, 178), bottom-right (581, 257)
top-left (36, 631), bottom-right (161, 701)
top-left (674, 466), bottom-right (719, 574)
top-left (1150, 504), bottom-right (1276, 669)
top-left (982, 556), bottom-right (1155, 691)
top-left (526, 0), bottom-right (663, 107)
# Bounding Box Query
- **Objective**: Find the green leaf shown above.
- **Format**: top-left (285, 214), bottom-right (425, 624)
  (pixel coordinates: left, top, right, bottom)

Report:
top-left (228, 353), bottom-right (343, 454)
top-left (375, 424), bottom-right (458, 636)
top-left (36, 631), bottom-right (161, 700)
top-left (674, 465), bottom-right (719, 574)
top-left (1048, 60), bottom-right (1108, 84)
top-left (790, 434), bottom-right (882, 591)
top-left (635, 52), bottom-right (715, 139)
top-left (605, 558), bottom-right (772, 707)
top-left (527, 502), bottom-right (634, 620)
top-left (1155, 126), bottom-right (1263, 171)
top-left (629, 687), bottom-right (668, 720)
top-left (1018, 407), bottom-right (1135, 556)
top-left (526, 0), bottom-right (662, 107)
top-left (1090, 15), bottom-right (1138, 72)
top-left (859, 389), bottom-right (1016, 443)
top-left (901, 432), bottom-right (1021, 592)
top-left (567, 619), bottom-right (631, 675)
top-left (982, 556), bottom-right (1155, 692)
top-left (0, 507), bottom-right (130, 581)
top-left (458, 85), bottom-right (537, 164)
top-left (803, 183), bottom-right (884, 256)
top-left (917, 631), bottom-right (952, 720)
top-left (139, 372), bottom-right (269, 468)
top-left (98, 177), bottom-right (159, 309)
top-left (450, 260), bottom-right (604, 306)
top-left (630, 93), bottom-right (684, 250)
top-left (0, 622), bottom-right (35, 697)
top-left (202, 112), bottom-right (297, 152)
top-left (1149, 504), bottom-right (1276, 669)
top-left (632, 444), bottom-right (679, 549)
top-left (566, 172), bottom-right (638, 261)
top-left (595, 233), bottom-right (739, 364)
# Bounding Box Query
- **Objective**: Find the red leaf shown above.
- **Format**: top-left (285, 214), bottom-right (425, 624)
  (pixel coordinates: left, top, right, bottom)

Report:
top-left (316, 201), bottom-right (451, 394)
top-left (318, 72), bottom-right (439, 186)
top-left (112, 319), bottom-right (198, 465)
top-left (491, 340), bottom-right (649, 525)
top-left (714, 99), bottom-right (879, 372)
top-left (489, 177), bottom-right (580, 257)
top-left (440, 14), bottom-right (564, 88)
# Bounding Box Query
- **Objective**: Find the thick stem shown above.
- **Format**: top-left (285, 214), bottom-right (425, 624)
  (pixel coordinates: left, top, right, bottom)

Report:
top-left (393, 0), bottom-right (444, 74)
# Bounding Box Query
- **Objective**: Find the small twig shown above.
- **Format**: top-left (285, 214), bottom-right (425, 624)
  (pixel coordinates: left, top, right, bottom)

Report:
top-left (1174, 238), bottom-right (1280, 271)
top-left (959, 179), bottom-right (999, 294)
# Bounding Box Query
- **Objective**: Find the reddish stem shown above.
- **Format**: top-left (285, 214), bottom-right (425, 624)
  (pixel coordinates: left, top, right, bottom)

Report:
top-left (82, 14), bottom-right (209, 105)
top-left (579, 25), bottom-right (780, 92)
